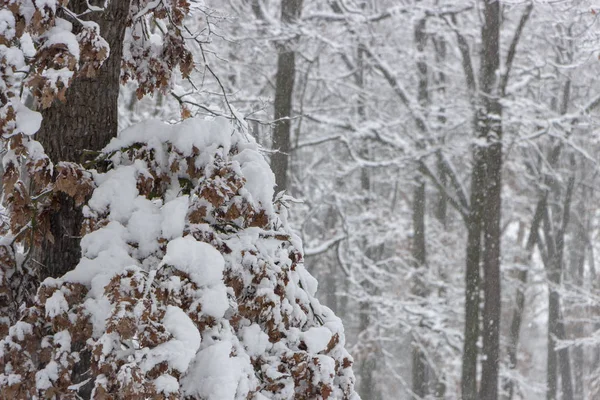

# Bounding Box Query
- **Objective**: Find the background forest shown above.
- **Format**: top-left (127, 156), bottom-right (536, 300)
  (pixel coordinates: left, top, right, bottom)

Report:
top-left (126, 1), bottom-right (600, 399)
top-left (2, 0), bottom-right (600, 399)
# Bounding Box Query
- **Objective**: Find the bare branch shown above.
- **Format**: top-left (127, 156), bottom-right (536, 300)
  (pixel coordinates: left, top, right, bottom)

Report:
top-left (500, 3), bottom-right (534, 96)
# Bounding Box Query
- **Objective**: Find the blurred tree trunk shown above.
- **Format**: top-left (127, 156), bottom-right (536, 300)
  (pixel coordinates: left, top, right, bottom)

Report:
top-left (541, 175), bottom-right (575, 400)
top-left (569, 195), bottom-right (587, 400)
top-left (411, 16), bottom-right (429, 399)
top-left (358, 156), bottom-right (381, 400)
top-left (504, 199), bottom-right (544, 400)
top-left (411, 178), bottom-right (427, 398)
top-left (272, 0), bottom-right (303, 192)
top-left (433, 36), bottom-right (448, 228)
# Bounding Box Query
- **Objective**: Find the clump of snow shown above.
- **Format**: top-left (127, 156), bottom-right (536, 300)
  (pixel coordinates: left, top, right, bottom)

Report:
top-left (241, 324), bottom-right (270, 357)
top-left (44, 290), bottom-right (68, 319)
top-left (161, 195), bottom-right (188, 239)
top-left (302, 326), bottom-right (334, 354)
top-left (154, 374), bottom-right (179, 394)
top-left (14, 101), bottom-right (42, 136)
top-left (161, 305), bottom-right (201, 371)
top-left (182, 340), bottom-right (251, 400)
top-left (162, 236), bottom-right (224, 287)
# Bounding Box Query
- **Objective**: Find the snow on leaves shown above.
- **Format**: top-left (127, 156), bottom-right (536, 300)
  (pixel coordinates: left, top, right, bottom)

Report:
top-left (1, 0), bottom-right (195, 139)
top-left (1, 0), bottom-right (110, 138)
top-left (0, 118), bottom-right (358, 399)
top-left (0, 130), bottom-right (95, 338)
top-left (122, 0), bottom-right (194, 99)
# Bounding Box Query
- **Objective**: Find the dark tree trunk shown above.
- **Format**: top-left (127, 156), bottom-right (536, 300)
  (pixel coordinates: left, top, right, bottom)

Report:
top-left (461, 151), bottom-right (484, 400)
top-left (543, 175), bottom-right (575, 400)
top-left (272, 0), bottom-right (302, 192)
top-left (477, 1), bottom-right (503, 399)
top-left (411, 179), bottom-right (427, 399)
top-left (33, 2), bottom-right (131, 398)
top-left (411, 16), bottom-right (429, 399)
top-left (479, 140), bottom-right (502, 400)
top-left (434, 153), bottom-right (448, 227)
top-left (556, 178), bottom-right (575, 400)
top-left (35, 0), bottom-right (130, 280)
top-left (433, 37), bottom-right (448, 228)
top-left (557, 309), bottom-right (574, 400)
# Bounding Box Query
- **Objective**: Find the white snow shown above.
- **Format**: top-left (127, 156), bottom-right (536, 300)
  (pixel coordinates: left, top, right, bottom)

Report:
top-left (14, 102), bottom-right (42, 136)
top-left (0, 10), bottom-right (16, 41)
top-left (44, 290), bottom-right (68, 319)
top-left (199, 286), bottom-right (229, 318)
top-left (162, 236), bottom-right (224, 287)
top-left (233, 149), bottom-right (276, 214)
top-left (43, 21), bottom-right (80, 61)
top-left (241, 324), bottom-right (270, 357)
top-left (35, 360), bottom-right (58, 390)
top-left (154, 374), bottom-right (179, 394)
top-left (160, 195), bottom-right (189, 240)
top-left (182, 341), bottom-right (244, 400)
top-left (301, 327), bottom-right (333, 354)
top-left (154, 305), bottom-right (201, 372)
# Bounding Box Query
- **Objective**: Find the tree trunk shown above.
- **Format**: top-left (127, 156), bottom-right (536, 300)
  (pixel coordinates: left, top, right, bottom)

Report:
top-left (461, 147), bottom-right (484, 400)
top-left (271, 0), bottom-right (302, 192)
top-left (434, 153), bottom-right (448, 227)
top-left (543, 175), bottom-right (575, 400)
top-left (33, 2), bottom-right (131, 398)
top-left (411, 16), bottom-right (429, 399)
top-left (433, 37), bottom-right (448, 227)
top-left (479, 140), bottom-right (502, 400)
top-left (557, 309), bottom-right (574, 400)
top-left (477, 1), bottom-right (503, 399)
top-left (504, 199), bottom-right (545, 400)
top-left (569, 197), bottom-right (587, 400)
top-left (34, 0), bottom-right (130, 281)
top-left (411, 179), bottom-right (428, 399)
top-left (555, 178), bottom-right (574, 400)
top-left (358, 295), bottom-right (379, 400)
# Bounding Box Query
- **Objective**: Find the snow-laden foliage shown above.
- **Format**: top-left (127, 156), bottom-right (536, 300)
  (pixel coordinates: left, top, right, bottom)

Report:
top-left (0, 117), bottom-right (358, 399)
top-left (0, 0), bottom-right (199, 341)
top-left (0, 0), bottom-right (194, 138)
top-left (0, 0), bottom-right (108, 137)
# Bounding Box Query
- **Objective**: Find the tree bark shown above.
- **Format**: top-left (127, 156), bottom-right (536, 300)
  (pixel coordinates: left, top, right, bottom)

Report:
top-left (33, 2), bottom-right (131, 398)
top-left (34, 0), bottom-right (130, 280)
top-left (461, 151), bottom-right (484, 400)
top-left (477, 1), bottom-right (503, 399)
top-left (272, 0), bottom-right (303, 192)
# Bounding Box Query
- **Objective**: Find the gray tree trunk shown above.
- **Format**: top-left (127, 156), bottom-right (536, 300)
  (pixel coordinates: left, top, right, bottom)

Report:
top-left (542, 175), bottom-right (575, 400)
top-left (411, 16), bottom-right (429, 399)
top-left (271, 0), bottom-right (302, 192)
top-left (461, 148), bottom-right (484, 400)
top-left (478, 1), bottom-right (503, 399)
top-left (504, 199), bottom-right (545, 400)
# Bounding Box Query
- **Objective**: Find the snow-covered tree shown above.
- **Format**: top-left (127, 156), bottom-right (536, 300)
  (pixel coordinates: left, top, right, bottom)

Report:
top-left (0, 1), bottom-right (358, 399)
